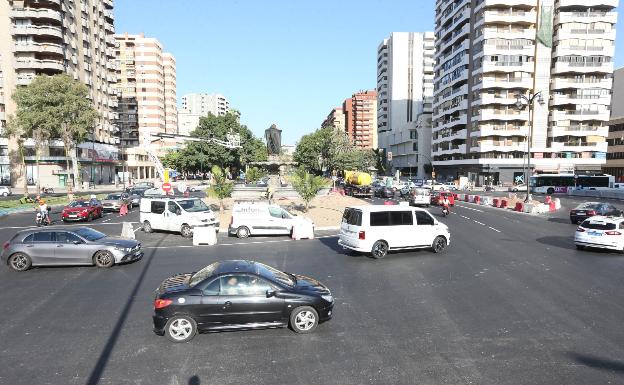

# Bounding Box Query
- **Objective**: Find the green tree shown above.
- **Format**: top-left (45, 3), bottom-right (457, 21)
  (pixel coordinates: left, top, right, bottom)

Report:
top-left (7, 74), bottom-right (99, 195)
top-left (245, 166), bottom-right (267, 184)
top-left (210, 165), bottom-right (233, 210)
top-left (290, 167), bottom-right (328, 212)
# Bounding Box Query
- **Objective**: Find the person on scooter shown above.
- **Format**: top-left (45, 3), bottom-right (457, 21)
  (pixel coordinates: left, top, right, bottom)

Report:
top-left (37, 199), bottom-right (51, 225)
top-left (441, 195), bottom-right (451, 216)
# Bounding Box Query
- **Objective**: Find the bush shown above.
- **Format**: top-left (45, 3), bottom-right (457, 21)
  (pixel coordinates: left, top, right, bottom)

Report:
top-left (290, 167), bottom-right (328, 211)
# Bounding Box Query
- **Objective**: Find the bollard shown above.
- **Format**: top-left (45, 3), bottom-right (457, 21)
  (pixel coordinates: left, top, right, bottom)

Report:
top-left (515, 202), bottom-right (523, 212)
top-left (544, 195), bottom-right (552, 204)
top-left (121, 222), bottom-right (135, 239)
top-left (193, 226), bottom-right (217, 245)
top-left (549, 201), bottom-right (556, 212)
top-left (474, 195), bottom-right (480, 204)
top-left (383, 200), bottom-right (395, 205)
top-left (501, 199), bottom-right (508, 209)
top-left (493, 198), bottom-right (500, 207)
top-left (464, 194), bottom-right (469, 202)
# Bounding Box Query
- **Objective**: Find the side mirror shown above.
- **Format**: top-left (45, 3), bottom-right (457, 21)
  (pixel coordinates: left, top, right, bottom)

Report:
top-left (266, 289), bottom-right (277, 298)
top-left (175, 209), bottom-right (181, 216)
top-left (73, 240), bottom-right (82, 245)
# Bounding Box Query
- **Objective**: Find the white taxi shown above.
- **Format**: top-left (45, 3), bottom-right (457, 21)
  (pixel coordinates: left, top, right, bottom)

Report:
top-left (574, 216), bottom-right (624, 252)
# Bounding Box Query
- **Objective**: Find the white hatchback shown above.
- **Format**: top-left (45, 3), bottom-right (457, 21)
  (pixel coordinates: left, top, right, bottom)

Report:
top-left (338, 205), bottom-right (450, 259)
top-left (574, 216), bottom-right (624, 252)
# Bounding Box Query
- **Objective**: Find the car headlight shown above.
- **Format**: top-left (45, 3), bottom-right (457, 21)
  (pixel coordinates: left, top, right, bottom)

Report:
top-left (114, 246), bottom-right (132, 252)
top-left (321, 294), bottom-right (333, 303)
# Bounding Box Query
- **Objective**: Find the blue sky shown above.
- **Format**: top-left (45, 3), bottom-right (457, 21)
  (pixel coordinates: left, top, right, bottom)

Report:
top-left (115, 0), bottom-right (624, 145)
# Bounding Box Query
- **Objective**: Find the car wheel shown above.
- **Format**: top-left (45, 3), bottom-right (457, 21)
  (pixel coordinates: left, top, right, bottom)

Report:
top-left (371, 240), bottom-right (388, 259)
top-left (432, 236), bottom-right (447, 253)
top-left (2, 192), bottom-right (7, 197)
top-left (8, 253), bottom-right (31, 272)
top-left (181, 224), bottom-right (193, 238)
top-left (576, 245), bottom-right (585, 250)
top-left (143, 221), bottom-right (153, 233)
top-left (236, 226), bottom-right (250, 239)
top-left (290, 306), bottom-right (318, 334)
top-left (93, 250), bottom-right (114, 268)
top-left (165, 315), bottom-right (197, 343)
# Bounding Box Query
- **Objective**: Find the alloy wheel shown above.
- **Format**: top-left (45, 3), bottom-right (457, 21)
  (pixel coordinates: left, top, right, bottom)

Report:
top-left (169, 318), bottom-right (193, 341)
top-left (372, 241), bottom-right (388, 259)
top-left (294, 311), bottom-right (316, 331)
top-left (9, 254), bottom-right (30, 271)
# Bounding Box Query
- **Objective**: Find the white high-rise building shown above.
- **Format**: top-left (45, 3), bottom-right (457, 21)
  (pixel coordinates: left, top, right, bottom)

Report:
top-left (432, 0), bottom-right (617, 186)
top-left (377, 32), bottom-right (435, 178)
top-left (178, 93), bottom-right (230, 135)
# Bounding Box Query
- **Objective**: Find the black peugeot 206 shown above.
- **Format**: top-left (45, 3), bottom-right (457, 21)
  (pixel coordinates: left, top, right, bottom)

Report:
top-left (153, 260), bottom-right (334, 342)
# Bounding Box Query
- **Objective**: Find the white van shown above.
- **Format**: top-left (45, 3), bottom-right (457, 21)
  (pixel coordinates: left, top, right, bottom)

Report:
top-left (140, 197), bottom-right (219, 238)
top-left (409, 188), bottom-right (431, 206)
top-left (338, 205), bottom-right (450, 258)
top-left (229, 202), bottom-right (313, 238)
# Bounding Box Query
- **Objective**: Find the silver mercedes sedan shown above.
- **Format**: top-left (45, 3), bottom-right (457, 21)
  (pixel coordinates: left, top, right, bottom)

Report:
top-left (1, 227), bottom-right (142, 272)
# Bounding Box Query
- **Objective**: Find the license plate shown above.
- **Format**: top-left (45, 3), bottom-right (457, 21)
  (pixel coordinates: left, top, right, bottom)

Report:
top-left (576, 211), bottom-right (586, 215)
top-left (588, 231), bottom-right (603, 236)
top-left (69, 215), bottom-right (77, 218)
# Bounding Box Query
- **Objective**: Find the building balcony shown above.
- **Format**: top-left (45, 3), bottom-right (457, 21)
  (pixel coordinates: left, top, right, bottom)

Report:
top-left (12, 25), bottom-right (63, 39)
top-left (474, 109), bottom-right (529, 122)
top-left (479, 27), bottom-right (535, 41)
top-left (554, 45), bottom-right (615, 58)
top-left (435, 114), bottom-right (468, 131)
top-left (552, 61), bottom-right (614, 75)
top-left (14, 58), bottom-right (64, 71)
top-left (551, 110), bottom-right (611, 122)
top-left (551, 77), bottom-right (612, 90)
top-left (434, 84), bottom-right (468, 105)
top-left (476, 0), bottom-right (537, 9)
top-left (433, 144), bottom-right (466, 156)
top-left (557, 0), bottom-right (618, 8)
top-left (473, 126), bottom-right (529, 137)
top-left (104, 10), bottom-right (114, 20)
top-left (477, 61), bottom-right (534, 74)
top-left (16, 76), bottom-right (35, 86)
top-left (549, 141), bottom-right (608, 153)
top-left (10, 8), bottom-right (63, 22)
top-left (13, 42), bottom-right (64, 56)
top-left (433, 99), bottom-right (468, 120)
top-left (0, 111), bottom-right (5, 121)
top-left (477, 93), bottom-right (519, 106)
top-left (555, 29), bottom-right (616, 42)
top-left (438, 22), bottom-right (470, 52)
top-left (551, 94), bottom-right (611, 106)
top-left (105, 22), bottom-right (115, 34)
top-left (479, 43), bottom-right (535, 57)
top-left (433, 129), bottom-right (467, 144)
top-left (482, 10), bottom-right (537, 25)
top-left (556, 11), bottom-right (618, 25)
top-left (436, 0), bottom-right (470, 27)
top-left (472, 142), bottom-right (528, 153)
top-left (479, 77), bottom-right (533, 89)
top-left (550, 125), bottom-right (609, 137)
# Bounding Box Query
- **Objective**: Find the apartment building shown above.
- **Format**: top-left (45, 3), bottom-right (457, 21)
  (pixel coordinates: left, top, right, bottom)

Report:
top-left (321, 107), bottom-right (346, 131)
top-left (343, 90), bottom-right (378, 149)
top-left (0, 0), bottom-right (119, 188)
top-left (604, 67), bottom-right (624, 181)
top-left (114, 32), bottom-right (177, 180)
top-left (178, 93), bottom-right (230, 135)
top-left (377, 32), bottom-right (435, 178)
top-left (432, 0), bottom-right (617, 185)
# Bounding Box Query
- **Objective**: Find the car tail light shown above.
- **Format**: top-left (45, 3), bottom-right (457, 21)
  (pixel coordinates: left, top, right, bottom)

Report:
top-left (3, 242), bottom-right (9, 250)
top-left (154, 299), bottom-right (173, 309)
top-left (576, 227), bottom-right (585, 232)
top-left (587, 210), bottom-right (597, 216)
top-left (605, 231), bottom-right (622, 236)
top-left (358, 231), bottom-right (365, 240)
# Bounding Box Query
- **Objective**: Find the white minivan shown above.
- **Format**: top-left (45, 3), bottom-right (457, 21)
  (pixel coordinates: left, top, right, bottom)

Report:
top-left (229, 202), bottom-right (313, 238)
top-left (338, 205), bottom-right (450, 258)
top-left (140, 197), bottom-right (219, 238)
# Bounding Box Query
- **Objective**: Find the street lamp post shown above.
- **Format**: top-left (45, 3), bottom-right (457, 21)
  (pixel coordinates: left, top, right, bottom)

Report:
top-left (514, 91), bottom-right (545, 203)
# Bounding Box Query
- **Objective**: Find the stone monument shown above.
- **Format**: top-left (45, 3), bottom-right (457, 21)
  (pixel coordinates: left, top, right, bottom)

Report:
top-left (265, 123), bottom-right (282, 156)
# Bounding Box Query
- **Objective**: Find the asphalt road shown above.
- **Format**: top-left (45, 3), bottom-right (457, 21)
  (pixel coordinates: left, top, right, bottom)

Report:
top-left (1, 196), bottom-right (624, 384)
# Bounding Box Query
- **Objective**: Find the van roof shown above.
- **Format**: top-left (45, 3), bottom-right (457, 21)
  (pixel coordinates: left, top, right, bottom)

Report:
top-left (346, 205), bottom-right (428, 212)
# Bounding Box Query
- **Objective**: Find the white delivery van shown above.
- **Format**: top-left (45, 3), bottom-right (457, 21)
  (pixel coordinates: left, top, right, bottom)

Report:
top-left (409, 188), bottom-right (431, 206)
top-left (338, 205), bottom-right (450, 259)
top-left (140, 197), bottom-right (219, 238)
top-left (229, 202), bottom-right (313, 238)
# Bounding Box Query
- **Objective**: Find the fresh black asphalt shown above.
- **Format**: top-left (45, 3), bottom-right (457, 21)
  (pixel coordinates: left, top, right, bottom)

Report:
top-left (0, 195), bottom-right (624, 384)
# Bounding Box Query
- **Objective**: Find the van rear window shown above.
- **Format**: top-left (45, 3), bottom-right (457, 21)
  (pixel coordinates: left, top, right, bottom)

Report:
top-left (342, 208), bottom-right (362, 226)
top-left (582, 221), bottom-right (616, 230)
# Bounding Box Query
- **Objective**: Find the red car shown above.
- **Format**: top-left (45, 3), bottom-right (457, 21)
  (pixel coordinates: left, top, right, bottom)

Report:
top-left (431, 191), bottom-right (455, 206)
top-left (61, 199), bottom-right (103, 222)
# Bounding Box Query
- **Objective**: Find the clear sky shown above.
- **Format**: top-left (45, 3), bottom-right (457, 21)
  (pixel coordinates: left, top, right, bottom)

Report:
top-left (115, 0), bottom-right (624, 145)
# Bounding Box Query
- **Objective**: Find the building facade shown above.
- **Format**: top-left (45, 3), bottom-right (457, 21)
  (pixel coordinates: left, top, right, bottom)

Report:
top-left (321, 107), bottom-right (345, 131)
top-left (178, 93), bottom-right (230, 136)
top-left (433, 0), bottom-right (617, 185)
top-left (0, 0), bottom-right (119, 188)
top-left (114, 32), bottom-right (177, 180)
top-left (377, 32), bottom-right (435, 178)
top-left (343, 90), bottom-right (378, 149)
top-left (605, 67), bottom-right (624, 181)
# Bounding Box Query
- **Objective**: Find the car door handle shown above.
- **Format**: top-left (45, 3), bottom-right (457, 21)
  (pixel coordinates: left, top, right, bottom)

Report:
top-left (223, 301), bottom-right (232, 308)
top-left (56, 244), bottom-right (63, 247)
top-left (26, 245), bottom-right (34, 248)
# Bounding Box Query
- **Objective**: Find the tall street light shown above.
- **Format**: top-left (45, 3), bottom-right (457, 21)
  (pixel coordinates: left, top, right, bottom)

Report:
top-left (514, 91), bottom-right (544, 202)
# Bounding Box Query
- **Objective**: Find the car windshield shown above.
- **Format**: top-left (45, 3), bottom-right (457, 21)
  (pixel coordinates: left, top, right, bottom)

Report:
top-left (189, 263), bottom-right (219, 287)
top-left (256, 262), bottom-right (295, 287)
top-left (68, 201), bottom-right (89, 208)
top-left (106, 194), bottom-right (121, 200)
top-left (73, 227), bottom-right (106, 241)
top-left (177, 199), bottom-right (209, 212)
top-left (576, 203), bottom-right (601, 210)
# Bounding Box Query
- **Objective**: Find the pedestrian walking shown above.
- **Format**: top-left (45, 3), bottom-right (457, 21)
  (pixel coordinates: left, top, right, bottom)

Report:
top-left (119, 201), bottom-right (128, 216)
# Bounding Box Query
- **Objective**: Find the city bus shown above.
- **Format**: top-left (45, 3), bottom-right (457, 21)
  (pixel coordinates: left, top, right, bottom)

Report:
top-left (529, 174), bottom-right (615, 194)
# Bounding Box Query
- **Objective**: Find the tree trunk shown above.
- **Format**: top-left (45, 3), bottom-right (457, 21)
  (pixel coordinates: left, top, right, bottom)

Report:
top-left (71, 145), bottom-right (79, 192)
top-left (35, 146), bottom-right (41, 194)
top-left (63, 142), bottom-right (73, 198)
top-left (19, 141), bottom-right (28, 197)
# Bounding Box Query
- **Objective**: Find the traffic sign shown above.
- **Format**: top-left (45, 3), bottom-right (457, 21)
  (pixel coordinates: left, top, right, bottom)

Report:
top-left (162, 182), bottom-right (172, 192)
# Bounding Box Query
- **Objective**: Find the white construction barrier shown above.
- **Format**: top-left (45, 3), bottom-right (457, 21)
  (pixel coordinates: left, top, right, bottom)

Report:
top-left (292, 220), bottom-right (315, 240)
top-left (121, 222), bottom-right (135, 239)
top-left (193, 226), bottom-right (218, 246)
top-left (480, 196), bottom-right (493, 206)
top-left (553, 198), bottom-right (561, 210)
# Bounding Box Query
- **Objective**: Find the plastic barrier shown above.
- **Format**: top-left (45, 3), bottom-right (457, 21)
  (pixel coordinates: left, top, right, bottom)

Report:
top-left (481, 196), bottom-right (493, 206)
top-left (193, 226), bottom-right (217, 246)
top-left (553, 198), bottom-right (561, 210)
top-left (515, 202), bottom-right (523, 212)
top-left (549, 201), bottom-right (556, 212)
top-left (501, 200), bottom-right (508, 209)
top-left (473, 195), bottom-right (480, 204)
top-left (292, 221), bottom-right (315, 240)
top-left (464, 194), bottom-right (469, 202)
top-left (544, 195), bottom-right (552, 204)
top-left (493, 198), bottom-right (500, 207)
top-left (383, 200), bottom-right (395, 205)
top-left (121, 222), bottom-right (135, 239)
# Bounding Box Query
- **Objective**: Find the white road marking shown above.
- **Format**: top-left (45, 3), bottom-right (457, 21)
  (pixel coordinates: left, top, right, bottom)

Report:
top-left (460, 215), bottom-right (470, 219)
top-left (142, 234), bottom-right (339, 249)
top-left (0, 221), bottom-right (139, 230)
top-left (488, 226), bottom-right (501, 233)
top-left (456, 204), bottom-right (483, 212)
top-left (473, 220), bottom-right (486, 226)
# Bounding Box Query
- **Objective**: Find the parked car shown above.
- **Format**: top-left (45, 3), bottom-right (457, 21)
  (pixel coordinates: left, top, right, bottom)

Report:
top-left (409, 188), bottom-right (431, 207)
top-left (569, 202), bottom-right (621, 224)
top-left (153, 260), bottom-right (334, 342)
top-left (128, 188), bottom-right (149, 207)
top-left (431, 191), bottom-right (456, 206)
top-left (508, 184), bottom-right (527, 192)
top-left (1, 227), bottom-right (142, 271)
top-left (575, 216), bottom-right (624, 252)
top-left (61, 199), bottom-right (103, 222)
top-left (0, 186), bottom-right (12, 197)
top-left (141, 197), bottom-right (219, 238)
top-left (338, 205), bottom-right (450, 258)
top-left (102, 193), bottom-right (132, 212)
top-left (229, 202), bottom-right (312, 238)
top-left (134, 181), bottom-right (155, 189)
top-left (444, 182), bottom-right (458, 191)
top-left (374, 185), bottom-right (394, 198)
top-left (189, 183), bottom-right (210, 192)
